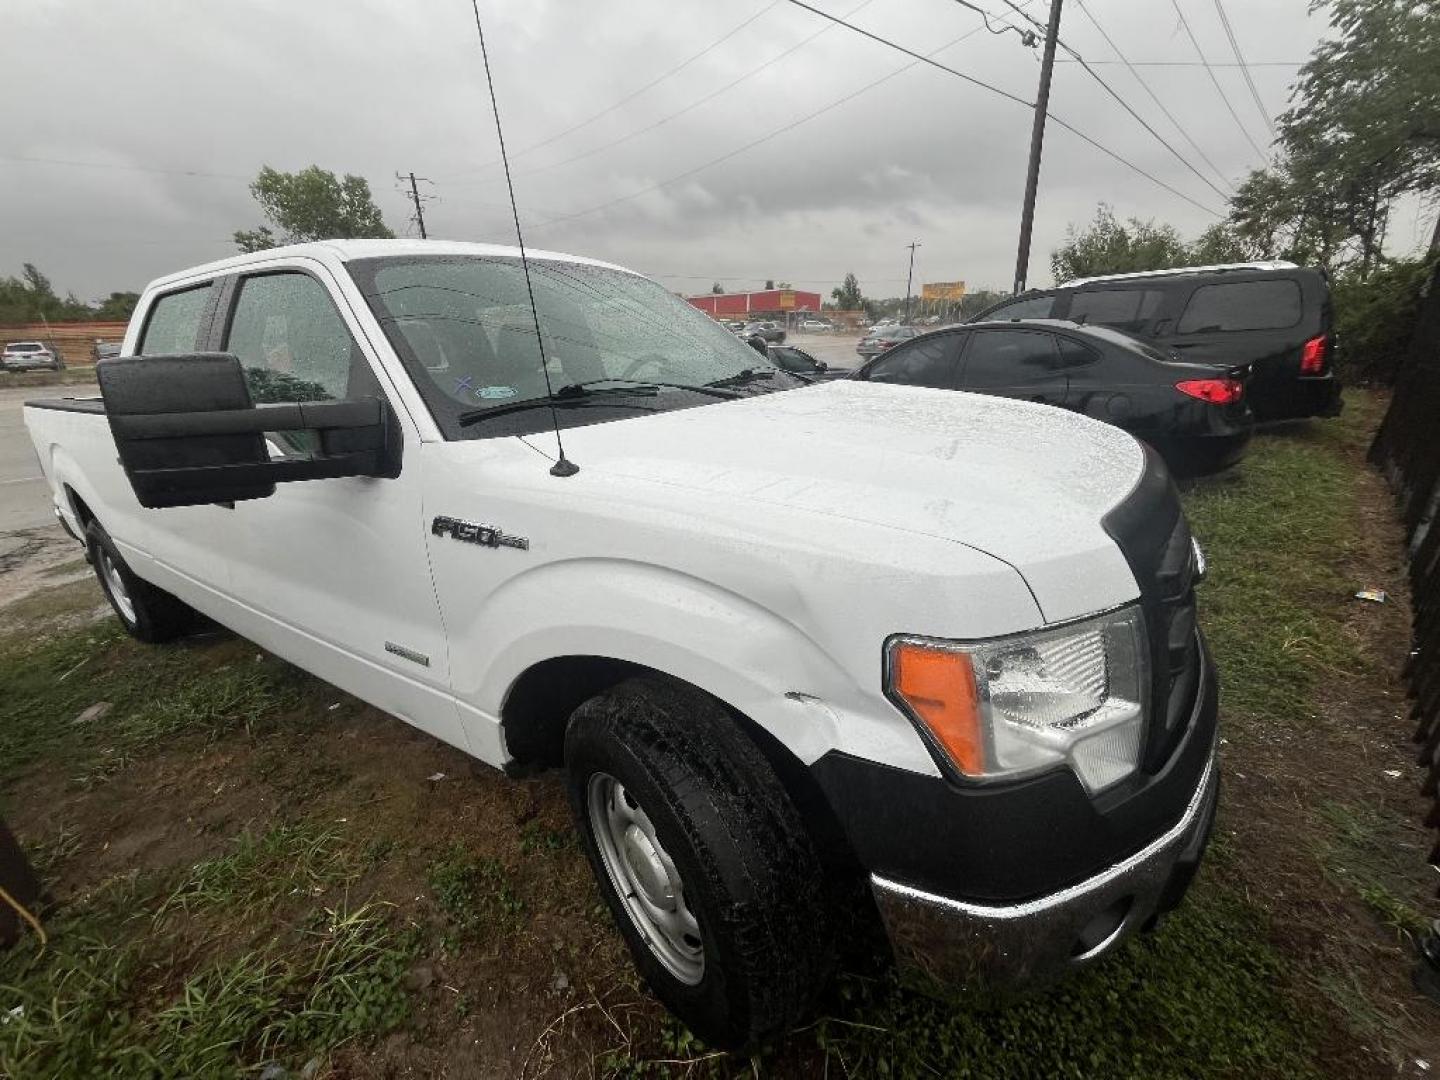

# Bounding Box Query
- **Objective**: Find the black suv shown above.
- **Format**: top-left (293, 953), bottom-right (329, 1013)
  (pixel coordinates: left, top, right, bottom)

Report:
top-left (970, 262), bottom-right (1341, 421)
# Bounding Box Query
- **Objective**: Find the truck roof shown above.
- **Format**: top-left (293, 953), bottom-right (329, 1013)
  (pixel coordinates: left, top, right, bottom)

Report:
top-left (146, 238), bottom-right (643, 292)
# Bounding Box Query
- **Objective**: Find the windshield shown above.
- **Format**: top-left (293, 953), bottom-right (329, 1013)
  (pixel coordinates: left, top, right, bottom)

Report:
top-left (350, 254), bottom-right (785, 438)
top-left (5, 343), bottom-right (43, 352)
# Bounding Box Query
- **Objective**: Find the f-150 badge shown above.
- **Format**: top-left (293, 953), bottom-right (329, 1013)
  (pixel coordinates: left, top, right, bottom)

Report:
top-left (431, 515), bottom-right (529, 551)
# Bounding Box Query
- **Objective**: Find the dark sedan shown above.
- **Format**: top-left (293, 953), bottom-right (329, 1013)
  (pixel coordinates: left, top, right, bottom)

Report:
top-left (853, 320), bottom-right (1253, 475)
top-left (767, 344), bottom-right (852, 380)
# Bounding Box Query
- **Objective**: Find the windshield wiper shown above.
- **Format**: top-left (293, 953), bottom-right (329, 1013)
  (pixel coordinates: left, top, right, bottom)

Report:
top-left (704, 368), bottom-right (778, 389)
top-left (455, 379), bottom-right (734, 428)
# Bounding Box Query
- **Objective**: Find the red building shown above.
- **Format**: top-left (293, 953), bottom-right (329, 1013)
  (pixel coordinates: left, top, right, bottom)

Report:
top-left (685, 288), bottom-right (823, 318)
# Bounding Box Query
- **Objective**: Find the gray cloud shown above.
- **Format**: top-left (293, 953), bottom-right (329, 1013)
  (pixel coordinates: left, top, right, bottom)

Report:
top-left (4, 0), bottom-right (1339, 302)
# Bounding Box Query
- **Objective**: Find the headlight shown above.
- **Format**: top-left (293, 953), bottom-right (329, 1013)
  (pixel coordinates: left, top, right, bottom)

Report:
top-left (885, 606), bottom-right (1149, 794)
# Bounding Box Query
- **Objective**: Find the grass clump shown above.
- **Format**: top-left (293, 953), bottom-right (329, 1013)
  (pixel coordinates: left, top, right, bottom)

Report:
top-left (0, 903), bottom-right (413, 1079)
top-left (159, 821), bottom-right (361, 919)
top-left (427, 843), bottom-right (526, 941)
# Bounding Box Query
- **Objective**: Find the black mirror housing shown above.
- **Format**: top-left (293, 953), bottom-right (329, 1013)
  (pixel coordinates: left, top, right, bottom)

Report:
top-left (98, 353), bottom-right (396, 509)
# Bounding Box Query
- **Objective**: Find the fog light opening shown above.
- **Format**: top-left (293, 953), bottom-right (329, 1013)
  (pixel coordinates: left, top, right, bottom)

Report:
top-left (1071, 897), bottom-right (1133, 960)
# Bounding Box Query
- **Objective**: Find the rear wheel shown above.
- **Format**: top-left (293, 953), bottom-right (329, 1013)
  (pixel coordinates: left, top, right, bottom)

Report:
top-left (565, 677), bottom-right (834, 1052)
top-left (85, 521), bottom-right (195, 643)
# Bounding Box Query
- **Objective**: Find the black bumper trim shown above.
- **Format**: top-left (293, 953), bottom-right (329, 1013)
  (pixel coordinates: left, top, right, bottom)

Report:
top-left (809, 632), bottom-right (1219, 904)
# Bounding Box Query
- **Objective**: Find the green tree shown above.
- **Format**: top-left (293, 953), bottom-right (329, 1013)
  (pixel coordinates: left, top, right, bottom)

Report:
top-left (0, 263), bottom-right (94, 323)
top-left (95, 292), bottom-right (140, 321)
top-left (234, 165), bottom-right (393, 253)
top-left (1214, 0), bottom-right (1440, 279)
top-left (1050, 204), bottom-right (1191, 283)
top-left (830, 272), bottom-right (864, 310)
top-left (711, 282), bottom-right (725, 294)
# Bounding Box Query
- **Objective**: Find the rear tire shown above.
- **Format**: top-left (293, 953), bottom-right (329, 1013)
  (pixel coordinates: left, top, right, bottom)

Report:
top-left (85, 521), bottom-right (194, 643)
top-left (564, 677), bottom-right (834, 1052)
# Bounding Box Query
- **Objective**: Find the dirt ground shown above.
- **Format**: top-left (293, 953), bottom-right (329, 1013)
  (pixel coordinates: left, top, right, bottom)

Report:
top-left (1, 391), bottom-right (1437, 1078)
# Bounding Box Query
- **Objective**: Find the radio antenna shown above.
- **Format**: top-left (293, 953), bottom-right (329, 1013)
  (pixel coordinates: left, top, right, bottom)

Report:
top-left (468, 0), bottom-right (579, 478)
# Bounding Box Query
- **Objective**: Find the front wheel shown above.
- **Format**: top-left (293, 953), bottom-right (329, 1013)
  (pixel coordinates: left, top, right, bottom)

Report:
top-left (565, 677), bottom-right (834, 1052)
top-left (86, 521), bottom-right (195, 643)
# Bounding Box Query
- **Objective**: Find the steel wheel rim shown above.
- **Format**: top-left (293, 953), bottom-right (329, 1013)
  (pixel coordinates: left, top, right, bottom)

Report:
top-left (99, 550), bottom-right (136, 625)
top-left (587, 772), bottom-right (704, 985)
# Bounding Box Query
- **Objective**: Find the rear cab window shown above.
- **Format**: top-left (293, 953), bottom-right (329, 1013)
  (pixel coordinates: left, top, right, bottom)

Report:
top-left (138, 283), bottom-right (215, 355)
top-left (1177, 279), bottom-right (1302, 333)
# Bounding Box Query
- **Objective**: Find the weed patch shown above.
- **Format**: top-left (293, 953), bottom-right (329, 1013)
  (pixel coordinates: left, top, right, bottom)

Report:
top-left (0, 902), bottom-right (413, 1079)
top-left (427, 843), bottom-right (526, 941)
top-left (158, 821), bottom-right (361, 919)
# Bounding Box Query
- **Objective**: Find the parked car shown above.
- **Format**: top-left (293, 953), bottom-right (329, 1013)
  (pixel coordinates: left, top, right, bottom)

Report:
top-left (2, 341), bottom-right (63, 372)
top-left (798, 318), bottom-right (831, 332)
top-left (743, 320), bottom-right (785, 343)
top-left (93, 340), bottom-right (122, 362)
top-left (969, 261), bottom-right (1340, 421)
top-left (857, 324), bottom-right (921, 358)
top-left (767, 344), bottom-right (852, 380)
top-left (855, 320), bottom-right (1253, 475)
top-left (25, 239), bottom-right (1217, 1051)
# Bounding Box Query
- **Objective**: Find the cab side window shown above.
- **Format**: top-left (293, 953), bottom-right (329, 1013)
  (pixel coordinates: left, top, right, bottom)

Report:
top-left (865, 337), bottom-right (959, 389)
top-left (138, 284), bottom-right (214, 355)
top-left (224, 272), bottom-right (375, 403)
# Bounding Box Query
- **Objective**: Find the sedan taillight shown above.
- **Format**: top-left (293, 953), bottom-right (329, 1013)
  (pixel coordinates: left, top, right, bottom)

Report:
top-left (1300, 333), bottom-right (1328, 375)
top-left (1176, 378), bottom-right (1244, 405)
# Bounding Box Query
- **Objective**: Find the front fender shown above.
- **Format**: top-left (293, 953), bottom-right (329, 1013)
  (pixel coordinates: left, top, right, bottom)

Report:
top-left (454, 557), bottom-right (939, 775)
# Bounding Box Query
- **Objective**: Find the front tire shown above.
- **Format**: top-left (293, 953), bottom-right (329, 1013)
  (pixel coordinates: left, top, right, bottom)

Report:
top-left (85, 521), bottom-right (195, 643)
top-left (565, 677), bottom-right (834, 1052)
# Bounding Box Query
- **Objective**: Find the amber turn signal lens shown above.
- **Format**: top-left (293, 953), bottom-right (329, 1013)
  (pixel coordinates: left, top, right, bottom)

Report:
top-left (890, 643), bottom-right (984, 775)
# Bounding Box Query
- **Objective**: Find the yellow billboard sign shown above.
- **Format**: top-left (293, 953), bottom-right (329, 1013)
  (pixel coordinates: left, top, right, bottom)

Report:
top-left (921, 281), bottom-right (966, 301)
top-left (778, 290), bottom-right (797, 309)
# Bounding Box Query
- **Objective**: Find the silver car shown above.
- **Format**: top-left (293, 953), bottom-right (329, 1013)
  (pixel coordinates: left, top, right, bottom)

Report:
top-left (2, 342), bottom-right (63, 372)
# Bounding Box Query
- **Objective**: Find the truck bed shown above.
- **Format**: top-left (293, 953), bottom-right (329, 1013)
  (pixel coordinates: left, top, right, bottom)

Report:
top-left (25, 396), bottom-right (106, 415)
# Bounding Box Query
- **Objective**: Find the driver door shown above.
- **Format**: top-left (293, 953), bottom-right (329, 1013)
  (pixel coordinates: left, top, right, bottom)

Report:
top-left (215, 263), bottom-right (467, 753)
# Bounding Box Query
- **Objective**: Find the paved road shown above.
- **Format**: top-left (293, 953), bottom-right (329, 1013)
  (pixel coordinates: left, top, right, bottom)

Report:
top-left (0, 384), bottom-right (89, 532)
top-left (782, 332), bottom-right (865, 370)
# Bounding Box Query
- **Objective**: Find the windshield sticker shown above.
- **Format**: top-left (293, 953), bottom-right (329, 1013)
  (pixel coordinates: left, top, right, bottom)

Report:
top-left (453, 375), bottom-right (517, 400)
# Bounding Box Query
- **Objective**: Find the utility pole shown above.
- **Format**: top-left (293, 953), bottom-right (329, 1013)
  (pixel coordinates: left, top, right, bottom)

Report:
top-left (903, 240), bottom-right (922, 324)
top-left (1013, 0), bottom-right (1064, 296)
top-left (398, 171), bottom-right (432, 239)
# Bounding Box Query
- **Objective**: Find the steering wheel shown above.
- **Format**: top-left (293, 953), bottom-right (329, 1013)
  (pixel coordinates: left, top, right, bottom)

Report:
top-left (619, 353), bottom-right (685, 382)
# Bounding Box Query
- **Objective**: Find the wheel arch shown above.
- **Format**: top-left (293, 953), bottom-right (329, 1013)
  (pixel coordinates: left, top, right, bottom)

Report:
top-left (499, 654), bottom-right (861, 875)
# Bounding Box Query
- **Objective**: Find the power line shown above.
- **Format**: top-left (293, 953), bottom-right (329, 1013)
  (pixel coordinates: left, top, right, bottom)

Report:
top-left (1055, 59), bottom-right (1303, 67)
top-left (1073, 0), bottom-right (1232, 193)
top-left (447, 0), bottom-right (879, 188)
top-left (1210, 0), bottom-right (1277, 137)
top-left (447, 0), bottom-right (783, 179)
top-left (525, 0), bottom-right (1219, 235)
top-left (0, 154), bottom-right (252, 181)
top-left (1168, 0), bottom-right (1267, 160)
top-left (782, 0), bottom-right (1221, 213)
top-left (950, 0), bottom-right (1038, 45)
top-left (525, 4), bottom-right (1039, 230)
top-left (982, 0), bottom-right (1232, 204)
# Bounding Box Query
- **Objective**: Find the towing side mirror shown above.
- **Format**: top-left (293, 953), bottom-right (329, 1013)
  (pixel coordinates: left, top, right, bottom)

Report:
top-left (98, 353), bottom-right (396, 509)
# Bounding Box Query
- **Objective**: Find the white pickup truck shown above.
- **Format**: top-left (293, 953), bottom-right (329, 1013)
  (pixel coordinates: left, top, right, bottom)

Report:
top-left (24, 240), bottom-right (1218, 1050)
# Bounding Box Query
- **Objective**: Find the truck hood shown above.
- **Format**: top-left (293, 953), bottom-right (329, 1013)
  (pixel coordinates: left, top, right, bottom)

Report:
top-left (554, 381), bottom-right (1146, 623)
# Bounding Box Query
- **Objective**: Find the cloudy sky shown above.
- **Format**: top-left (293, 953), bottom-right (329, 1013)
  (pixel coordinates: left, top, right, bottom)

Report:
top-left (3, 0), bottom-right (1432, 303)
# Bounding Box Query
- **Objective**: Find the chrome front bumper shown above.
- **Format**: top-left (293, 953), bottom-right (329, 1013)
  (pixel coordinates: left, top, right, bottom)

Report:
top-left (870, 741), bottom-right (1219, 992)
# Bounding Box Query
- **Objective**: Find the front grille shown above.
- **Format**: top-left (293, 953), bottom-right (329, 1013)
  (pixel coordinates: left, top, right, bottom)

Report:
top-left (1101, 450), bottom-right (1203, 772)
